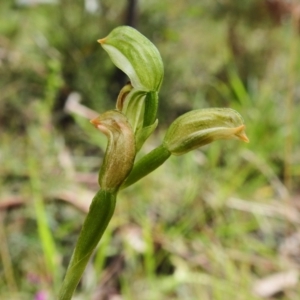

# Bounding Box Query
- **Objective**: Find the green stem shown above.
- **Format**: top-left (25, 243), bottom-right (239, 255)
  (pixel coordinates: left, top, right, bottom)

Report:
top-left (121, 144), bottom-right (171, 189)
top-left (58, 189), bottom-right (117, 300)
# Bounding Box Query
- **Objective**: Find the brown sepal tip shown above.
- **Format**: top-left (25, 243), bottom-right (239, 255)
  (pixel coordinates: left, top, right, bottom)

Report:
top-left (97, 38), bottom-right (106, 44)
top-left (235, 125), bottom-right (250, 143)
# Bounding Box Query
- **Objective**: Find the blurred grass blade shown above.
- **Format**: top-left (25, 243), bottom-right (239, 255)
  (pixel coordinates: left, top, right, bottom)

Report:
top-left (27, 141), bottom-right (60, 290)
top-left (227, 65), bottom-right (250, 105)
top-left (0, 213), bottom-right (18, 293)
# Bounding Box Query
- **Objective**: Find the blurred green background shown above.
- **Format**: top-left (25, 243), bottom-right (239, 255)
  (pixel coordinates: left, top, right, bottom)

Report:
top-left (1, 0), bottom-right (300, 299)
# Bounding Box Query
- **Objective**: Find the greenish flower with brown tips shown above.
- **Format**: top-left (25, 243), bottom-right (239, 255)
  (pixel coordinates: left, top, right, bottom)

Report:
top-left (59, 26), bottom-right (250, 300)
top-left (90, 110), bottom-right (136, 191)
top-left (163, 108), bottom-right (249, 156)
top-left (99, 26), bottom-right (163, 151)
top-left (98, 26), bottom-right (164, 92)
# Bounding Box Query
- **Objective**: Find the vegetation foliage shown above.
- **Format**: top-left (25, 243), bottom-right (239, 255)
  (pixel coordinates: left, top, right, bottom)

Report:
top-left (0, 0), bottom-right (300, 299)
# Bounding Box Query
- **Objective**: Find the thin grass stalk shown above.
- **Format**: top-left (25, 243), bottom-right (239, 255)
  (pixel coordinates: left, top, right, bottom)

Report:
top-left (284, 16), bottom-right (298, 197)
top-left (0, 213), bottom-right (18, 293)
top-left (27, 154), bottom-right (60, 290)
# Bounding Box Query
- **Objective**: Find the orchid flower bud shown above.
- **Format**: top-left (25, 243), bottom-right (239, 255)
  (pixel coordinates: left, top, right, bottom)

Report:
top-left (163, 108), bottom-right (249, 156)
top-left (116, 84), bottom-right (159, 151)
top-left (90, 110), bottom-right (136, 191)
top-left (98, 26), bottom-right (164, 92)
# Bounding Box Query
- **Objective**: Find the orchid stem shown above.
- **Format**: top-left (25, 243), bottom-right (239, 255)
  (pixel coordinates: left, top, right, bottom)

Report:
top-left (58, 189), bottom-right (117, 300)
top-left (121, 144), bottom-right (171, 189)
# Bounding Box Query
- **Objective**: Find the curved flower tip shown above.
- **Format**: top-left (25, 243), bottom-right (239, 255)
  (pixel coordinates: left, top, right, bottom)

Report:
top-left (97, 38), bottom-right (105, 44)
top-left (90, 117), bottom-right (111, 136)
top-left (234, 124), bottom-right (249, 143)
top-left (116, 82), bottom-right (133, 111)
top-left (90, 110), bottom-right (136, 191)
